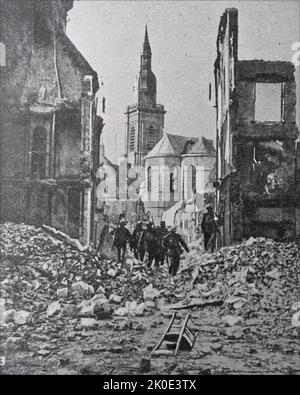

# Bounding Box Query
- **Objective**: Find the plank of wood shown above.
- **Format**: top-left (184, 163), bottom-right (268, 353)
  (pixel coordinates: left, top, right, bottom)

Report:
top-left (163, 299), bottom-right (223, 310)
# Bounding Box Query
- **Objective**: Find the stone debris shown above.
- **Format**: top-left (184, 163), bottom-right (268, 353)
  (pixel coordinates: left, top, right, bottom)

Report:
top-left (109, 294), bottom-right (122, 304)
top-left (0, 223), bottom-right (171, 323)
top-left (225, 327), bottom-right (244, 340)
top-left (143, 284), bottom-right (161, 301)
top-left (0, 222), bottom-right (299, 374)
top-left (80, 318), bottom-right (98, 329)
top-left (47, 302), bottom-right (61, 317)
top-left (71, 281), bottom-right (94, 297)
top-left (14, 310), bottom-right (33, 325)
top-left (172, 236), bottom-right (299, 340)
top-left (57, 288), bottom-right (68, 298)
top-left (291, 310), bottom-right (300, 327)
top-left (114, 301), bottom-right (146, 317)
top-left (222, 315), bottom-right (243, 327)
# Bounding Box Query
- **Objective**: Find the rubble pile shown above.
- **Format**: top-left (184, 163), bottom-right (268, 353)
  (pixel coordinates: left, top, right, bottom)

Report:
top-left (176, 237), bottom-right (300, 338)
top-left (0, 223), bottom-right (170, 328)
top-left (1, 222), bottom-right (299, 365)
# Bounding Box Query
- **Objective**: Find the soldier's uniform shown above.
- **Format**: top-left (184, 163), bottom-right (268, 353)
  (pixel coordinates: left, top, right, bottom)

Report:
top-left (162, 227), bottom-right (189, 276)
top-left (113, 220), bottom-right (131, 262)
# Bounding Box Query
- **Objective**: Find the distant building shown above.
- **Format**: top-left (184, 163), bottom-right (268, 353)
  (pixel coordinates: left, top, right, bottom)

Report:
top-left (214, 8), bottom-right (300, 245)
top-left (0, 0), bottom-right (104, 245)
top-left (143, 133), bottom-right (216, 226)
top-left (125, 26), bottom-right (166, 168)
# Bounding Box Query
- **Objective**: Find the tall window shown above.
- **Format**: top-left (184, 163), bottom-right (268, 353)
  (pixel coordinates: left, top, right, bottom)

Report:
top-left (158, 171), bottom-right (163, 200)
top-left (170, 172), bottom-right (175, 193)
top-left (147, 125), bottom-right (156, 151)
top-left (31, 126), bottom-right (48, 179)
top-left (129, 126), bottom-right (135, 151)
top-left (102, 172), bottom-right (109, 194)
top-left (191, 165), bottom-right (196, 191)
top-left (147, 166), bottom-right (152, 192)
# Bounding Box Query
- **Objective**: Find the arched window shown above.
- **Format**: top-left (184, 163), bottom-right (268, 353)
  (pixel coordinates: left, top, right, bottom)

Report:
top-left (103, 172), bottom-right (108, 193)
top-left (0, 42), bottom-right (6, 67)
top-left (170, 166), bottom-right (178, 194)
top-left (147, 125), bottom-right (156, 151)
top-left (31, 126), bottom-right (48, 179)
top-left (129, 126), bottom-right (135, 151)
top-left (147, 166), bottom-right (152, 192)
top-left (170, 172), bottom-right (175, 193)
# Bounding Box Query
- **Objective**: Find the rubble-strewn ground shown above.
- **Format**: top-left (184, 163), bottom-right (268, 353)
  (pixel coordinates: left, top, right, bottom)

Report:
top-left (0, 223), bottom-right (299, 375)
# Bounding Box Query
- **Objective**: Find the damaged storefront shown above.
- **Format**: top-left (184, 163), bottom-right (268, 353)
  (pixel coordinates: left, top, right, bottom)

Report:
top-left (0, 0), bottom-right (104, 245)
top-left (214, 8), bottom-right (300, 246)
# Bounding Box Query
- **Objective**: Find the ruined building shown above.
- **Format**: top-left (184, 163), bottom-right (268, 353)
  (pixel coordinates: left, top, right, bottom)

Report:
top-left (214, 8), bottom-right (300, 246)
top-left (0, 0), bottom-right (104, 245)
top-left (125, 26), bottom-right (166, 168)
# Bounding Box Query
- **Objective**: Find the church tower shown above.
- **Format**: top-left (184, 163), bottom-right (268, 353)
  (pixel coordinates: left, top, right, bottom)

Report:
top-left (125, 26), bottom-right (166, 167)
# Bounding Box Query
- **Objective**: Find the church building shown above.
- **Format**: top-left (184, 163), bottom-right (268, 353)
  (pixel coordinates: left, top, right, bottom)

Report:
top-left (143, 133), bottom-right (216, 226)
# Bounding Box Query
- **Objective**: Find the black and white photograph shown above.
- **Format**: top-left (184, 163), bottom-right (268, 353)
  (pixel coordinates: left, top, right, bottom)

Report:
top-left (0, 0), bottom-right (299, 378)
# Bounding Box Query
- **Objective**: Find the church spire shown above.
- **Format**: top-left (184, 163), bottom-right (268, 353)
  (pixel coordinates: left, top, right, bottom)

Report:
top-left (125, 24), bottom-right (165, 167)
top-left (141, 25), bottom-right (152, 70)
top-left (143, 25), bottom-right (151, 56)
top-left (138, 25), bottom-right (156, 106)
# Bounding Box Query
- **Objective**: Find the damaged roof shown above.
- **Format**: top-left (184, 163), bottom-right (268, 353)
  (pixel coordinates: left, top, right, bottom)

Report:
top-left (21, 30), bottom-right (99, 111)
top-left (58, 33), bottom-right (99, 93)
top-left (185, 137), bottom-right (216, 156)
top-left (145, 133), bottom-right (215, 159)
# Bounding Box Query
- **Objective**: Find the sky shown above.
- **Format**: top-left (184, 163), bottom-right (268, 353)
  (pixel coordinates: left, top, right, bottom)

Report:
top-left (67, 0), bottom-right (300, 162)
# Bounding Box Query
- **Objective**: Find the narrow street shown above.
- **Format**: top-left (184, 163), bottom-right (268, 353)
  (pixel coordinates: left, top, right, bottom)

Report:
top-left (1, 223), bottom-right (299, 375)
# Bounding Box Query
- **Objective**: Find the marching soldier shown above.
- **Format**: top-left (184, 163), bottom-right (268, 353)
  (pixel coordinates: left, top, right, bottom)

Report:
top-left (162, 226), bottom-right (189, 276)
top-left (130, 221), bottom-right (144, 260)
top-left (155, 221), bottom-right (168, 266)
top-left (139, 221), bottom-right (158, 268)
top-left (112, 219), bottom-right (131, 263)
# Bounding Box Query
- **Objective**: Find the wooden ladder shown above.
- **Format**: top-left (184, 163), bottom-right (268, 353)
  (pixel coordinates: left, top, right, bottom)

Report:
top-left (151, 313), bottom-right (198, 356)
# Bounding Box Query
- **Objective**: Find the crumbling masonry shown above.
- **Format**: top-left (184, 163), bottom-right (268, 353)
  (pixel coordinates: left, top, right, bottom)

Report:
top-left (0, 0), bottom-right (104, 245)
top-left (214, 8), bottom-right (300, 246)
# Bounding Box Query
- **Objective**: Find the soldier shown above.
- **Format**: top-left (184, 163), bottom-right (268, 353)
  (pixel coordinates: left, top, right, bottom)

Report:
top-left (155, 221), bottom-right (168, 266)
top-left (130, 221), bottom-right (143, 260)
top-left (112, 219), bottom-right (131, 263)
top-left (162, 226), bottom-right (189, 276)
top-left (201, 205), bottom-right (220, 253)
top-left (201, 205), bottom-right (215, 251)
top-left (139, 221), bottom-right (158, 268)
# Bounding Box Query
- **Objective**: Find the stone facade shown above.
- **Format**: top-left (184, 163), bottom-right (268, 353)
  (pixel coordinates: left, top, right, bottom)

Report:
top-left (0, 0), bottom-right (104, 245)
top-left (214, 8), bottom-right (300, 245)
